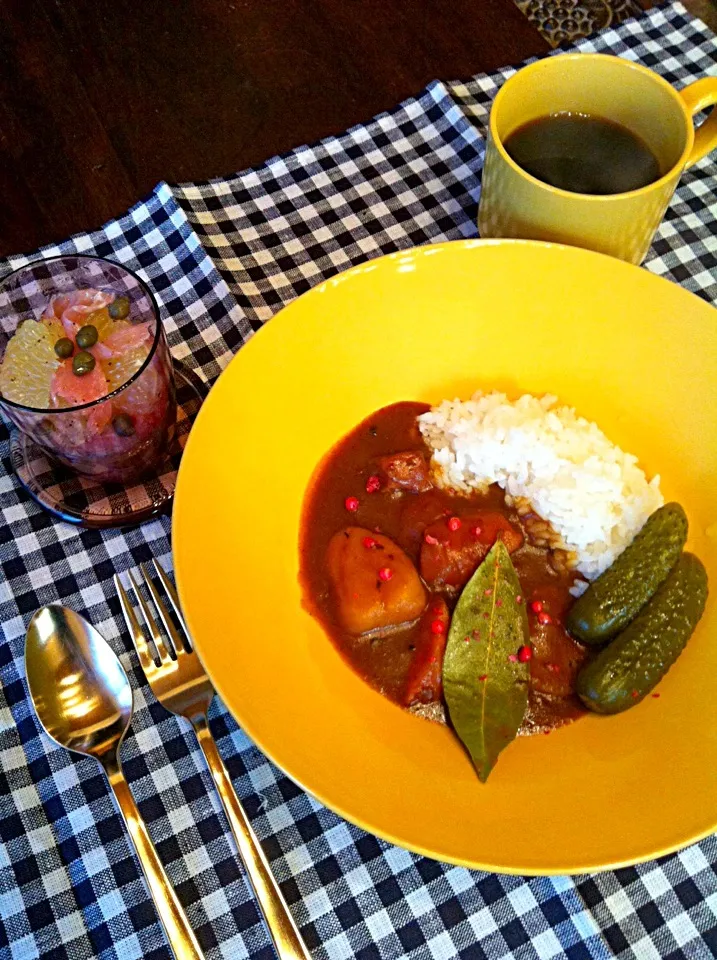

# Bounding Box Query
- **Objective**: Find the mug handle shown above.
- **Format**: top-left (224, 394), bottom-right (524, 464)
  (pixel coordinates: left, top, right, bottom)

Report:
top-left (679, 76), bottom-right (717, 168)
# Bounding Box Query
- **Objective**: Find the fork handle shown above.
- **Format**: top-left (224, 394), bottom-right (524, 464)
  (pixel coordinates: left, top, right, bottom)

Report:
top-left (194, 716), bottom-right (311, 960)
top-left (107, 766), bottom-right (204, 960)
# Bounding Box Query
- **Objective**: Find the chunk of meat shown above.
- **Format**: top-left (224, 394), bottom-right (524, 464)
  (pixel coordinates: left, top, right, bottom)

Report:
top-left (403, 599), bottom-right (449, 706)
top-left (526, 585), bottom-right (590, 697)
top-left (420, 512), bottom-right (523, 590)
top-left (374, 450), bottom-right (433, 493)
top-left (326, 527), bottom-right (426, 634)
top-left (399, 489), bottom-right (455, 548)
top-left (478, 512), bottom-right (524, 554)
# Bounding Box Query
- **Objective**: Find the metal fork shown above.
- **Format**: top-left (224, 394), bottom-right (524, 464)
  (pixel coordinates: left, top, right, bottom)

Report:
top-left (115, 561), bottom-right (311, 960)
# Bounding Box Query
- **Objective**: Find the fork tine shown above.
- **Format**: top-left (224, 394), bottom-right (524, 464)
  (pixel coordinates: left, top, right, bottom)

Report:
top-left (114, 573), bottom-right (156, 674)
top-left (151, 558), bottom-right (191, 650)
top-left (139, 563), bottom-right (188, 657)
top-left (128, 569), bottom-right (173, 665)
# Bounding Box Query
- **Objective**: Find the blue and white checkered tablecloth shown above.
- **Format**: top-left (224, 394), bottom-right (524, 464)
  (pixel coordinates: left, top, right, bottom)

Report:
top-left (1, 3), bottom-right (716, 958)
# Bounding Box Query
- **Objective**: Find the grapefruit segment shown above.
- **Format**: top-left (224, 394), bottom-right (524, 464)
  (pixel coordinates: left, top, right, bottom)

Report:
top-left (0, 320), bottom-right (60, 408)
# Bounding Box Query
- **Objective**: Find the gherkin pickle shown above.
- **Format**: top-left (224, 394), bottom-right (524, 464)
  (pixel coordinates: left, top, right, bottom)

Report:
top-left (567, 503), bottom-right (688, 645)
top-left (576, 553), bottom-right (708, 714)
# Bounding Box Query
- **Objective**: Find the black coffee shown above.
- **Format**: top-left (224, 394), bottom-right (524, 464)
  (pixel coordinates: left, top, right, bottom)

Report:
top-left (503, 113), bottom-right (662, 195)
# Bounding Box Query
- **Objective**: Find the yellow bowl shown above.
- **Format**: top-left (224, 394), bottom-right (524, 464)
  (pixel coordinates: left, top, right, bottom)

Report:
top-left (173, 240), bottom-right (717, 874)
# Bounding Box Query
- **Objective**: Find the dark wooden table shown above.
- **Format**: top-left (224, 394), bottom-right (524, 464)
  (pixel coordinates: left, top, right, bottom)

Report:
top-left (0, 0), bottom-right (549, 258)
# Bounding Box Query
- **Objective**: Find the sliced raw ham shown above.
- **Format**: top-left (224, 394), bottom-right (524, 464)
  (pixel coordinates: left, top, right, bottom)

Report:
top-left (45, 293), bottom-right (71, 320)
top-left (86, 400), bottom-right (113, 437)
top-left (102, 321), bottom-right (152, 353)
top-left (89, 341), bottom-right (114, 361)
top-left (62, 316), bottom-right (81, 339)
top-left (51, 359), bottom-right (108, 408)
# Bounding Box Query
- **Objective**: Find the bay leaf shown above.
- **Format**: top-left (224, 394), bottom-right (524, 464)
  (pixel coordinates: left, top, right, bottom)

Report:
top-left (443, 539), bottom-right (530, 782)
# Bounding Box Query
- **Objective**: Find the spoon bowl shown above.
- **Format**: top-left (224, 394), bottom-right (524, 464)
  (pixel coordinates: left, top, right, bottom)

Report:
top-left (25, 605), bottom-right (203, 960)
top-left (25, 605), bottom-right (132, 761)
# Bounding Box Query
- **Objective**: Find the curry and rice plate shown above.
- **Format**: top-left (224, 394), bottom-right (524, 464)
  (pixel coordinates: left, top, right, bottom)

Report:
top-left (299, 390), bottom-right (706, 782)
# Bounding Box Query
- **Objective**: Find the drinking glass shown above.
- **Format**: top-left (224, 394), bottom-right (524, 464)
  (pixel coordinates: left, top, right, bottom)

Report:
top-left (0, 256), bottom-right (176, 484)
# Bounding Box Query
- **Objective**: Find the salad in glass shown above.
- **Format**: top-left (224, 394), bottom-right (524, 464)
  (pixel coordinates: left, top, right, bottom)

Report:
top-left (0, 256), bottom-right (176, 484)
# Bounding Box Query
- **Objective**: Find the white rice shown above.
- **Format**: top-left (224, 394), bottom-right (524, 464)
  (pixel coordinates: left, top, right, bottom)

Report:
top-left (418, 392), bottom-right (663, 582)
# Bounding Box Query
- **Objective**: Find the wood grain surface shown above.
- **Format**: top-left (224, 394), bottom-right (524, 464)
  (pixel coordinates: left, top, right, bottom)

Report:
top-left (0, 0), bottom-right (549, 256)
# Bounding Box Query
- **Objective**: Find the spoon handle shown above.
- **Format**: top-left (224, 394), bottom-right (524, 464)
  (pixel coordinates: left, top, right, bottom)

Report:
top-left (194, 716), bottom-right (311, 959)
top-left (108, 767), bottom-right (204, 960)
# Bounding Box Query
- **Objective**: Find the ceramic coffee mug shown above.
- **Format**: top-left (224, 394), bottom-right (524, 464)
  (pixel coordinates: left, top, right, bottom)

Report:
top-left (478, 54), bottom-right (717, 264)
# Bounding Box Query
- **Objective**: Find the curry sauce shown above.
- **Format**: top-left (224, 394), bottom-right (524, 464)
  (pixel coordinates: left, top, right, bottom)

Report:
top-left (299, 402), bottom-right (591, 734)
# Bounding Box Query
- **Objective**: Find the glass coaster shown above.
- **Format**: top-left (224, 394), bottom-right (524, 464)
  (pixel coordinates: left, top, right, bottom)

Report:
top-left (9, 360), bottom-right (207, 528)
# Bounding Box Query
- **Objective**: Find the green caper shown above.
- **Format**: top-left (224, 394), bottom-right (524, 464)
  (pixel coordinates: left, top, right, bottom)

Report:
top-left (108, 296), bottom-right (130, 320)
top-left (112, 413), bottom-right (135, 437)
top-left (72, 351), bottom-right (96, 376)
top-left (76, 324), bottom-right (98, 349)
top-left (54, 337), bottom-right (74, 359)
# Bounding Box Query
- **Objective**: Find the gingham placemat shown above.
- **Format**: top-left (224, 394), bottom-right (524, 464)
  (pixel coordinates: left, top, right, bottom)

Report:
top-left (2, 3), bottom-right (717, 959)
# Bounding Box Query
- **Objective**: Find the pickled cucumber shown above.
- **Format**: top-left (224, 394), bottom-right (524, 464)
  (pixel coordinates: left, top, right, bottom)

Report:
top-left (576, 552), bottom-right (708, 714)
top-left (567, 503), bottom-right (688, 645)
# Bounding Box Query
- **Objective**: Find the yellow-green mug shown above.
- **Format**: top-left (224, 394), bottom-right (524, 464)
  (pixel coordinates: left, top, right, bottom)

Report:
top-left (477, 54), bottom-right (717, 264)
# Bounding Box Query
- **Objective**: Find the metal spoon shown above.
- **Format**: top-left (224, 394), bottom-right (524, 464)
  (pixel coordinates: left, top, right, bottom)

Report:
top-left (25, 605), bottom-right (203, 960)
